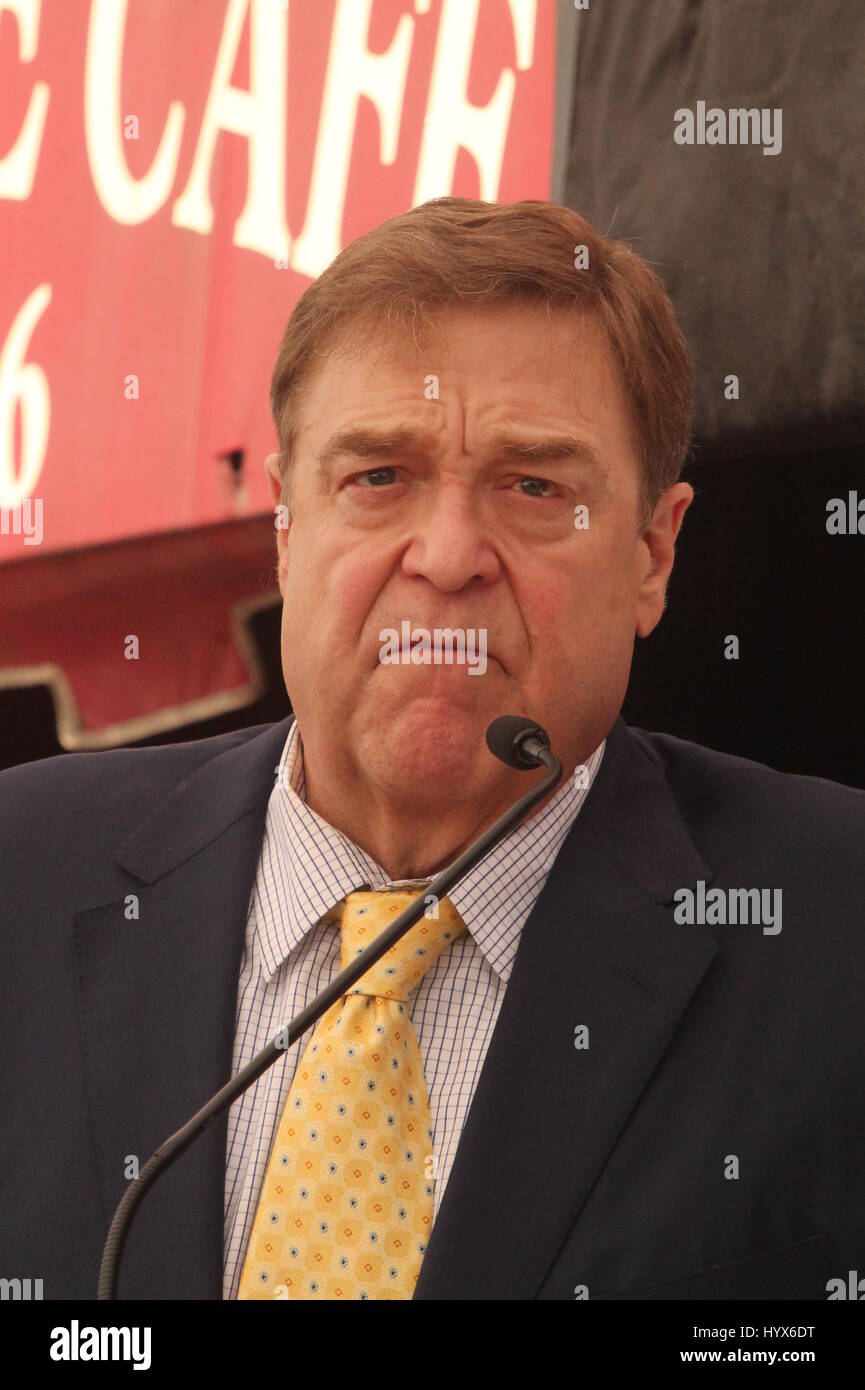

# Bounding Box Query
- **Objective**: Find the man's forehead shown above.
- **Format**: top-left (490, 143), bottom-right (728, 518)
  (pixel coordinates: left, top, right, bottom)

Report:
top-left (296, 304), bottom-right (622, 436)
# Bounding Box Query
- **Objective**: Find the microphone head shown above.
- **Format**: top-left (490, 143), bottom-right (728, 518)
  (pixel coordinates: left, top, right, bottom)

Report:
top-left (486, 715), bottom-right (551, 770)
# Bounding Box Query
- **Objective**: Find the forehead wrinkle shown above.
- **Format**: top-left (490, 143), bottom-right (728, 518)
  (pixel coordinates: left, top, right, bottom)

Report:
top-left (315, 422), bottom-right (610, 482)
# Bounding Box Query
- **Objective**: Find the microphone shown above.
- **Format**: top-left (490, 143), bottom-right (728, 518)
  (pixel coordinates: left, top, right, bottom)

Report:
top-left (97, 715), bottom-right (562, 1299)
top-left (485, 714), bottom-right (555, 771)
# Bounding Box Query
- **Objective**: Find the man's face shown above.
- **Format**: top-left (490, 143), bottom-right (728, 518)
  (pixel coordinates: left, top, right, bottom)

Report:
top-left (267, 303), bottom-right (691, 804)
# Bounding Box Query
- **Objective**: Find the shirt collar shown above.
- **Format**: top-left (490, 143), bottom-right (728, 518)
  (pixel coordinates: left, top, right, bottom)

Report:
top-left (254, 718), bottom-right (605, 984)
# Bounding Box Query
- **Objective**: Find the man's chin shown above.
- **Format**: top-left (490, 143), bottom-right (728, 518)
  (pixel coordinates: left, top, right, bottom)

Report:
top-left (363, 695), bottom-right (499, 789)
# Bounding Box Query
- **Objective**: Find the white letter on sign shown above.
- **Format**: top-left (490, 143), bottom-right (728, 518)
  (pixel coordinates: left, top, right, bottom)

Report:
top-left (291, 0), bottom-right (414, 279)
top-left (0, 0), bottom-right (51, 200)
top-left (85, 0), bottom-right (185, 224)
top-left (413, 0), bottom-right (537, 205)
top-left (173, 0), bottom-right (290, 259)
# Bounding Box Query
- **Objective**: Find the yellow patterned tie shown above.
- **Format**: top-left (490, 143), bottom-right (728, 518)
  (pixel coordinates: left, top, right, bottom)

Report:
top-left (237, 886), bottom-right (467, 1299)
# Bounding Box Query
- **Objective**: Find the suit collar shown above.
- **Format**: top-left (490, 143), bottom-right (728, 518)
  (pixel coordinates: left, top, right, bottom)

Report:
top-left (577, 715), bottom-right (714, 905)
top-left (76, 716), bottom-right (294, 1299)
top-left (113, 716), bottom-right (295, 882)
top-left (414, 715), bottom-right (719, 1299)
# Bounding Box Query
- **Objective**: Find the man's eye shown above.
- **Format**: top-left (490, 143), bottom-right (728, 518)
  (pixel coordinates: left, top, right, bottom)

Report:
top-left (515, 476), bottom-right (558, 499)
top-left (352, 467), bottom-right (398, 487)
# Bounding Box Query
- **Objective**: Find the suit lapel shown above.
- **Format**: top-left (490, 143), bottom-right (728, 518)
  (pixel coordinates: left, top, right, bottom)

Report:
top-left (74, 717), bottom-right (294, 1299)
top-left (414, 717), bottom-right (720, 1299)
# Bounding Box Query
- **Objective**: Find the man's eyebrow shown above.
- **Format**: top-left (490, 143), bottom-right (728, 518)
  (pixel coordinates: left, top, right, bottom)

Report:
top-left (315, 426), bottom-right (610, 478)
top-left (315, 427), bottom-right (438, 475)
top-left (492, 432), bottom-right (610, 478)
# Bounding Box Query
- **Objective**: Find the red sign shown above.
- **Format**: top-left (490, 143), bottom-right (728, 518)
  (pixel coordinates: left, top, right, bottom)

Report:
top-left (0, 0), bottom-right (555, 561)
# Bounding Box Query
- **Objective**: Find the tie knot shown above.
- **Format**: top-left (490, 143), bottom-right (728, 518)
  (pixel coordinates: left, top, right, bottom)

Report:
top-left (334, 885), bottom-right (466, 1002)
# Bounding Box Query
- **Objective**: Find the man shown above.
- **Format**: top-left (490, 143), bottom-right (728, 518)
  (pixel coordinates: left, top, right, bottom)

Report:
top-left (1, 197), bottom-right (862, 1301)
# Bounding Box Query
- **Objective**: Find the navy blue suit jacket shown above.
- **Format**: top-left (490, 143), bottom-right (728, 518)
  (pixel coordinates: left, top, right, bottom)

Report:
top-left (1, 714), bottom-right (863, 1300)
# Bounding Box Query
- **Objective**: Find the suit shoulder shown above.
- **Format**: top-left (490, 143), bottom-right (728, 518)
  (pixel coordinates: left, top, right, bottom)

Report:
top-left (627, 725), bottom-right (864, 854)
top-left (630, 725), bottom-right (863, 803)
top-left (0, 719), bottom-right (280, 842)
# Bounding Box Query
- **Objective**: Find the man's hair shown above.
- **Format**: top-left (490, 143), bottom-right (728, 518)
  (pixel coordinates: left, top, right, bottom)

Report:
top-left (270, 197), bottom-right (695, 529)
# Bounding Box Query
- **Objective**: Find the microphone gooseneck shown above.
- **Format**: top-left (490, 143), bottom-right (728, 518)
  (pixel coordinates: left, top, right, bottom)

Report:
top-left (97, 714), bottom-right (563, 1299)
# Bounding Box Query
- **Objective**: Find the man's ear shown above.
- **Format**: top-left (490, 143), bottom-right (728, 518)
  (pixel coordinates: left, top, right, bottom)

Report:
top-left (635, 482), bottom-right (693, 639)
top-left (264, 452), bottom-right (290, 591)
top-left (264, 452), bottom-right (283, 503)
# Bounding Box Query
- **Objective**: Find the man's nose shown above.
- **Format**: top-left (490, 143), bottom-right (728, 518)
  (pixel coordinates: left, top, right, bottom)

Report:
top-left (400, 478), bottom-right (501, 591)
